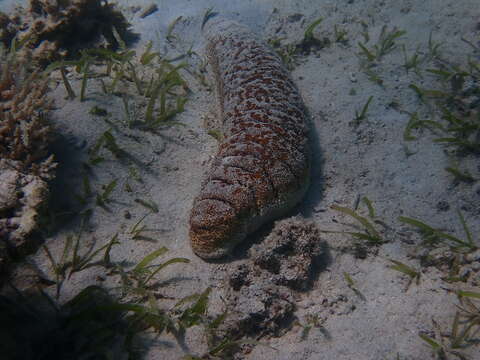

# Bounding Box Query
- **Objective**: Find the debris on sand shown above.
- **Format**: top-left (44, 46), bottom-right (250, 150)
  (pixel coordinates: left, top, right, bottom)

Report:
top-left (224, 217), bottom-right (325, 338)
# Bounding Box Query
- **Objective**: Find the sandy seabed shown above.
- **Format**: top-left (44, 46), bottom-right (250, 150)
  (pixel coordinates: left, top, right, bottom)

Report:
top-left (1, 0), bottom-right (480, 359)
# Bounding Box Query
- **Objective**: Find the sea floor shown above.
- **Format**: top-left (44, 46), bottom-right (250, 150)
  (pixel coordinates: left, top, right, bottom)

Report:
top-left (1, 0), bottom-right (480, 359)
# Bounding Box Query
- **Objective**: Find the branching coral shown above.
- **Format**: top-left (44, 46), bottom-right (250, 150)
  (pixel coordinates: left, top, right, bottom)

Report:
top-left (0, 53), bottom-right (54, 175)
top-left (0, 12), bottom-right (17, 48)
top-left (0, 0), bottom-right (133, 66)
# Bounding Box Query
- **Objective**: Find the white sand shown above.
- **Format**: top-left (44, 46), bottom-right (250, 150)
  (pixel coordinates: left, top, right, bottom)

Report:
top-left (3, 0), bottom-right (480, 359)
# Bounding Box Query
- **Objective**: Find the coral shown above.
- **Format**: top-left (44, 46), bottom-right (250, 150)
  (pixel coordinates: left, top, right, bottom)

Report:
top-left (0, 50), bottom-right (55, 258)
top-left (0, 0), bottom-right (133, 66)
top-left (0, 53), bottom-right (54, 176)
top-left (0, 12), bottom-right (17, 48)
top-left (0, 159), bottom-right (51, 250)
top-left (223, 217), bottom-right (324, 337)
top-left (190, 18), bottom-right (311, 259)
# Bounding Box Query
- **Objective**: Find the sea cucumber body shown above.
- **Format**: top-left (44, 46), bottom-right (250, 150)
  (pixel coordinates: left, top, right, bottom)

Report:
top-left (189, 19), bottom-right (310, 259)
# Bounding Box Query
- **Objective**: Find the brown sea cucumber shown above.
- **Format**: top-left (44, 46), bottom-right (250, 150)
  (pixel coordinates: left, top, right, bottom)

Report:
top-left (189, 18), bottom-right (311, 259)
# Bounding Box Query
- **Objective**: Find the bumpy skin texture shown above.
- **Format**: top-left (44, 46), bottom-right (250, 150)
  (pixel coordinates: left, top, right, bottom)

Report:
top-left (189, 19), bottom-right (311, 259)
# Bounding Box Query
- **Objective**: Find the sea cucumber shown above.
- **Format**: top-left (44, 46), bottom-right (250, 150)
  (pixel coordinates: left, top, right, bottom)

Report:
top-left (189, 18), bottom-right (311, 259)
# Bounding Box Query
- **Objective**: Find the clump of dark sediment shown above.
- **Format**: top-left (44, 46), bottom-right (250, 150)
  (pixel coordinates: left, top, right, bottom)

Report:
top-left (0, 0), bottom-right (135, 66)
top-left (223, 217), bottom-right (325, 338)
